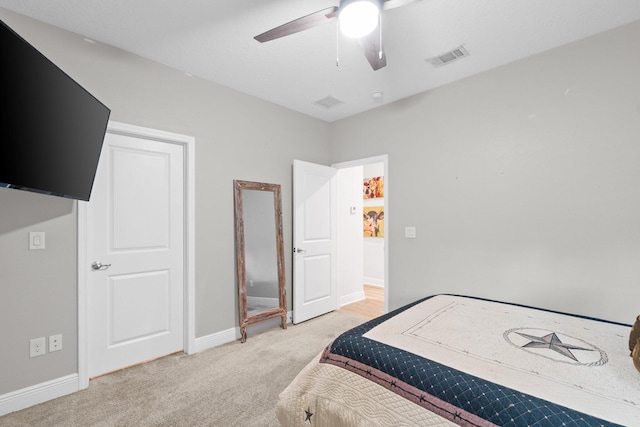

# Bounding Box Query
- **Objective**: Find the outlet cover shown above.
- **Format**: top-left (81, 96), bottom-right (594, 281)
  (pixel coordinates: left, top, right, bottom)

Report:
top-left (49, 334), bottom-right (62, 352)
top-left (30, 337), bottom-right (46, 357)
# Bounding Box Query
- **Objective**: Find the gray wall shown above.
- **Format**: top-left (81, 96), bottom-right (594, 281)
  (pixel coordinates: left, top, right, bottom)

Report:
top-left (330, 20), bottom-right (640, 323)
top-left (0, 8), bottom-right (330, 395)
top-left (0, 190), bottom-right (77, 394)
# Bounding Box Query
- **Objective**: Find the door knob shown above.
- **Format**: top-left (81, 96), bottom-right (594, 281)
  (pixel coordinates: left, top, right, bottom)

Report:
top-left (91, 261), bottom-right (112, 271)
top-left (294, 248), bottom-right (306, 253)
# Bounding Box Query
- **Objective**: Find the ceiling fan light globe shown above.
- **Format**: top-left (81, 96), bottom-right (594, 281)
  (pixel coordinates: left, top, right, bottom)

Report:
top-left (339, 0), bottom-right (380, 38)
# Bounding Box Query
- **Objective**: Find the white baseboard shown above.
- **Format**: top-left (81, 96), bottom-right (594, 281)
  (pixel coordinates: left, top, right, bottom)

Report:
top-left (340, 290), bottom-right (365, 307)
top-left (194, 326), bottom-right (238, 353)
top-left (194, 311), bottom-right (292, 353)
top-left (363, 277), bottom-right (385, 287)
top-left (0, 374), bottom-right (78, 417)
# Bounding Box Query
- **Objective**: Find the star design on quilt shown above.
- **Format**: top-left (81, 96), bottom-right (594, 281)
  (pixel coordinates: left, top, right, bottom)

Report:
top-left (516, 331), bottom-right (593, 361)
top-left (304, 408), bottom-right (313, 422)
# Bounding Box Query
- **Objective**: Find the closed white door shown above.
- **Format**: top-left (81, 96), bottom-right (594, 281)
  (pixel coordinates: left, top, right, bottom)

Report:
top-left (87, 131), bottom-right (184, 377)
top-left (292, 160), bottom-right (337, 323)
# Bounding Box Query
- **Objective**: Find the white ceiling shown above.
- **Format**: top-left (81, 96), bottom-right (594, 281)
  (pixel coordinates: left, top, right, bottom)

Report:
top-left (2, 0), bottom-right (640, 122)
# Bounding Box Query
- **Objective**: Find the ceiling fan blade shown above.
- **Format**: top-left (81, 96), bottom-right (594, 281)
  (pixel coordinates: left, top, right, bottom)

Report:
top-left (358, 25), bottom-right (387, 71)
top-left (254, 6), bottom-right (339, 43)
top-left (382, 0), bottom-right (423, 11)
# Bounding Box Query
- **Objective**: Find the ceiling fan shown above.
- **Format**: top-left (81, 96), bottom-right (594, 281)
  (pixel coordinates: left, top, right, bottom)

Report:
top-left (254, 0), bottom-right (422, 71)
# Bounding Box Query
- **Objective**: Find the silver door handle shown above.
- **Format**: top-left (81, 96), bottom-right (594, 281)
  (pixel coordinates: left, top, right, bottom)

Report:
top-left (91, 261), bottom-right (112, 271)
top-left (294, 248), bottom-right (306, 253)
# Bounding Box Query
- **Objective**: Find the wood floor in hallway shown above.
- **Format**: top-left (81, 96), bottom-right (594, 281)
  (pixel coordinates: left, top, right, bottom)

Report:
top-left (339, 284), bottom-right (384, 320)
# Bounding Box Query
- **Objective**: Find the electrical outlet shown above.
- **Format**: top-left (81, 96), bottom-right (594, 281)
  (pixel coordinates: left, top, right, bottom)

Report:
top-left (49, 334), bottom-right (62, 352)
top-left (30, 337), bottom-right (46, 357)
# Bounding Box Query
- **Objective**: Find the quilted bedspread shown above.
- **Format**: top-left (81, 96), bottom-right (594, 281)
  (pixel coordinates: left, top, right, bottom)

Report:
top-left (276, 295), bottom-right (640, 426)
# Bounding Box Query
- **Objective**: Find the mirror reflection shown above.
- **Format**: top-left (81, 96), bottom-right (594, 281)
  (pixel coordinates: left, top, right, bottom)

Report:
top-left (234, 180), bottom-right (287, 343)
top-left (243, 189), bottom-right (280, 315)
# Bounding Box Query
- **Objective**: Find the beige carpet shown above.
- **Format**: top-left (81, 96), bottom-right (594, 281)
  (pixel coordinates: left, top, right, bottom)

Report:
top-left (1, 311), bottom-right (364, 427)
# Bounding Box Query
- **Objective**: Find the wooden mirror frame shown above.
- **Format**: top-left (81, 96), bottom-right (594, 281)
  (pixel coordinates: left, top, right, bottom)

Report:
top-left (234, 180), bottom-right (287, 343)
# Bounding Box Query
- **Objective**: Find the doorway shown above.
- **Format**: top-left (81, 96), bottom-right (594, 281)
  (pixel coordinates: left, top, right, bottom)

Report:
top-left (333, 155), bottom-right (388, 315)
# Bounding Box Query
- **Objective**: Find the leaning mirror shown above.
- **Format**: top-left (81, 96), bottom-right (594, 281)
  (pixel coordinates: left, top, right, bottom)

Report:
top-left (234, 180), bottom-right (287, 343)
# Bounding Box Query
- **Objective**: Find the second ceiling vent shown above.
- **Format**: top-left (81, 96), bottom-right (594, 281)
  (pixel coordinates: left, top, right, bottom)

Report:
top-left (427, 46), bottom-right (470, 68)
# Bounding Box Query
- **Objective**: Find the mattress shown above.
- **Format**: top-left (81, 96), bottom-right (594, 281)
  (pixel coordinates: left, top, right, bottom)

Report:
top-left (276, 295), bottom-right (640, 426)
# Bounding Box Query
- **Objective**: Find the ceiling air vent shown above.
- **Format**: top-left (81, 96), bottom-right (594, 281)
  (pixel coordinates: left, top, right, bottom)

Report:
top-left (427, 46), bottom-right (470, 68)
top-left (313, 96), bottom-right (344, 109)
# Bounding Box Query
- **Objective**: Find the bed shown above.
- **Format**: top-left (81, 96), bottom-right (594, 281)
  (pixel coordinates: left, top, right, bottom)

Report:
top-left (276, 294), bottom-right (640, 426)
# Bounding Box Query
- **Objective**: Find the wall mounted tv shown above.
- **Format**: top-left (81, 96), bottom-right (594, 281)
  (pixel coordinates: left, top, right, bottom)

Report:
top-left (0, 19), bottom-right (110, 201)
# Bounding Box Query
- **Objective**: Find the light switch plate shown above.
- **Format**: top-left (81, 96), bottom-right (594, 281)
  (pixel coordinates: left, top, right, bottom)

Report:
top-left (29, 232), bottom-right (45, 250)
top-left (405, 226), bottom-right (416, 238)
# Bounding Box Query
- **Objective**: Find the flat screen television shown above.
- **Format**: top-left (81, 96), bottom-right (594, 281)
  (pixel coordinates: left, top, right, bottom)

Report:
top-left (0, 19), bottom-right (110, 201)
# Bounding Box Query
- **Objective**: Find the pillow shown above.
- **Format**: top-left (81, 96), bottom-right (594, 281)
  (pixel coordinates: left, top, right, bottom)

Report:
top-left (629, 315), bottom-right (640, 356)
top-left (633, 340), bottom-right (640, 373)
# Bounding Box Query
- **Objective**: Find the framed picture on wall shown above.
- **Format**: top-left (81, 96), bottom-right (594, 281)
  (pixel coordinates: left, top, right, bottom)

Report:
top-left (363, 176), bottom-right (384, 199)
top-left (363, 207), bottom-right (384, 238)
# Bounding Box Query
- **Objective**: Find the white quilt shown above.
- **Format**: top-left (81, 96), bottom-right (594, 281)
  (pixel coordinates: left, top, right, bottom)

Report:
top-left (364, 295), bottom-right (640, 425)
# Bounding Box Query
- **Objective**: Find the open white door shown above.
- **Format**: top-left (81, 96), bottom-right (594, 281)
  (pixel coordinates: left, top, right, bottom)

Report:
top-left (292, 160), bottom-right (337, 324)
